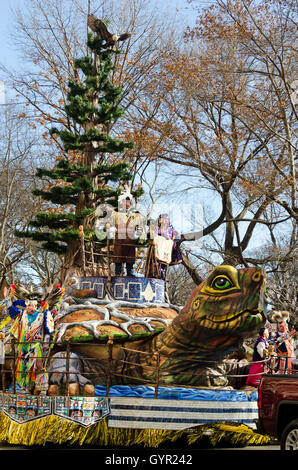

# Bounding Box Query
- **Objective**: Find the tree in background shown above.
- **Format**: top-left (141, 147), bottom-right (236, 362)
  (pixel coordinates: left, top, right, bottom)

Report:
top-left (186, 0), bottom-right (297, 319)
top-left (15, 23), bottom-right (143, 280)
top-left (127, 0), bottom-right (296, 266)
top-left (0, 107), bottom-right (42, 291)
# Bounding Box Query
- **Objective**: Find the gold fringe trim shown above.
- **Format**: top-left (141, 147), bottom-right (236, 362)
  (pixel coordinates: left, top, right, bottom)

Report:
top-left (178, 422), bottom-right (271, 447)
top-left (0, 414), bottom-right (271, 447)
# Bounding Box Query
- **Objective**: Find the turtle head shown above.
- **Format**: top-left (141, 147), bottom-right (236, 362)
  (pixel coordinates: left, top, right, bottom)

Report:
top-left (182, 265), bottom-right (267, 338)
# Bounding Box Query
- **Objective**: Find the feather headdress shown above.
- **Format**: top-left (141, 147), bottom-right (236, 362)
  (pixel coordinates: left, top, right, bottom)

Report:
top-left (271, 310), bottom-right (290, 323)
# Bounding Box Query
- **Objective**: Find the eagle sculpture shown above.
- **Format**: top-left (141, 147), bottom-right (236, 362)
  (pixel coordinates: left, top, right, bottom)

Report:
top-left (87, 15), bottom-right (131, 48)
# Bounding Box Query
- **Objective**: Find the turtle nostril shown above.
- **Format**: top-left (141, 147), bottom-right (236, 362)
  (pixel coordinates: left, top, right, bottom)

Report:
top-left (252, 271), bottom-right (263, 283)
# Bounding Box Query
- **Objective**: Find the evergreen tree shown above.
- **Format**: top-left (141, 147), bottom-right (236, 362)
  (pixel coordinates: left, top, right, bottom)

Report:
top-left (16, 28), bottom-right (143, 268)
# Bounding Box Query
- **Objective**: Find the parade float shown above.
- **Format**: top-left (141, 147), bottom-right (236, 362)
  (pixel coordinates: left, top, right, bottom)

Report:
top-left (0, 18), bottom-right (273, 447)
top-left (0, 264), bottom-right (271, 447)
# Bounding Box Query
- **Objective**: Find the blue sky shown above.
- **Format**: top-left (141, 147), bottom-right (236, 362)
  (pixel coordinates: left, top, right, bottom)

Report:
top-left (0, 0), bottom-right (23, 103)
top-left (0, 0), bottom-right (23, 69)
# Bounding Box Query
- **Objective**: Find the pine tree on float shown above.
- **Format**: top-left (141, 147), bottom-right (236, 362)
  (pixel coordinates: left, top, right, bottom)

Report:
top-left (15, 21), bottom-right (143, 280)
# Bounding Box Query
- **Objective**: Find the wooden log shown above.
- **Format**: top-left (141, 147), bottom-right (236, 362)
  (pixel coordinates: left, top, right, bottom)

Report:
top-left (79, 225), bottom-right (86, 275)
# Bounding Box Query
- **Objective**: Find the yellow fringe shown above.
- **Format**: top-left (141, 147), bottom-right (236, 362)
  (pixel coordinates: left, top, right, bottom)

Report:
top-left (0, 413), bottom-right (271, 447)
top-left (183, 422), bottom-right (271, 447)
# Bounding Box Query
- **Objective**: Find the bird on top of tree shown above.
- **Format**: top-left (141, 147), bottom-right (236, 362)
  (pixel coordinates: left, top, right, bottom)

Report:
top-left (87, 15), bottom-right (131, 48)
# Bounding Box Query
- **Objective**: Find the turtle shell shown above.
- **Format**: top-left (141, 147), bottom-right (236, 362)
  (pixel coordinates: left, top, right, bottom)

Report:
top-left (56, 303), bottom-right (179, 344)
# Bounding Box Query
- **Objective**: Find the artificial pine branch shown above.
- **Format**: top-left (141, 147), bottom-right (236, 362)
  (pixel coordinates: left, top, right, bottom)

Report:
top-left (29, 208), bottom-right (94, 229)
top-left (32, 189), bottom-right (77, 205)
top-left (50, 127), bottom-right (134, 152)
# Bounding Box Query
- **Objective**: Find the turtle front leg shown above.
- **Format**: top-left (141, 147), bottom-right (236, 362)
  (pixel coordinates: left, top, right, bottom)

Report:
top-left (71, 373), bottom-right (95, 396)
top-left (48, 384), bottom-right (59, 396)
top-left (48, 352), bottom-right (94, 396)
top-left (83, 384), bottom-right (95, 396)
top-left (68, 382), bottom-right (79, 395)
top-left (48, 382), bottom-right (93, 396)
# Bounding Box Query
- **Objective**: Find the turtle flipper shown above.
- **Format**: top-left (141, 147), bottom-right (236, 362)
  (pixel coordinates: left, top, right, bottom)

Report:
top-left (47, 351), bottom-right (93, 396)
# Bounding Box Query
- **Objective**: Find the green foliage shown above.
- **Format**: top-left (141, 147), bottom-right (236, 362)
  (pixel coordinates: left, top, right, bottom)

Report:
top-left (93, 162), bottom-right (132, 182)
top-left (29, 208), bottom-right (93, 229)
top-left (50, 128), bottom-right (135, 153)
top-left (36, 160), bottom-right (88, 182)
top-left (74, 56), bottom-right (94, 76)
top-left (132, 186), bottom-right (145, 200)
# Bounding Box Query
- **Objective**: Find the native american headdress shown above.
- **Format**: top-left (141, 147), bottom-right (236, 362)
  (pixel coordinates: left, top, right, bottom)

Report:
top-left (271, 311), bottom-right (291, 333)
top-left (271, 310), bottom-right (290, 323)
top-left (118, 182), bottom-right (133, 205)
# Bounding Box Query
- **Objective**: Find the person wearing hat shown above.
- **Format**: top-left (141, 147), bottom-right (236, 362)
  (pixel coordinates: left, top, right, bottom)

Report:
top-left (272, 311), bottom-right (296, 375)
top-left (113, 192), bottom-right (146, 277)
top-left (8, 291), bottom-right (55, 392)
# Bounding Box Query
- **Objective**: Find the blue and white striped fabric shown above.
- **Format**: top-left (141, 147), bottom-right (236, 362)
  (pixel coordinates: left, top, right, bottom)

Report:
top-left (108, 397), bottom-right (258, 430)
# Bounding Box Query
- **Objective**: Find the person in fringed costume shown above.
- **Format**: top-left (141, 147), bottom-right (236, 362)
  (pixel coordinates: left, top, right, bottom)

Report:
top-left (271, 311), bottom-right (296, 375)
top-left (113, 194), bottom-right (146, 277)
top-left (0, 285), bottom-right (56, 393)
top-left (245, 327), bottom-right (270, 387)
top-left (114, 196), bottom-right (136, 277)
top-left (10, 293), bottom-right (55, 392)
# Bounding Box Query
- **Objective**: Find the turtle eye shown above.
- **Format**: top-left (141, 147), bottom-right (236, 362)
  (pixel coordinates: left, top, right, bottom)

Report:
top-left (211, 275), bottom-right (233, 290)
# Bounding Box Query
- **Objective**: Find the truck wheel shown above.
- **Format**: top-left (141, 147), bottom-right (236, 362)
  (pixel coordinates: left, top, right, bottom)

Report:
top-left (281, 419), bottom-right (298, 450)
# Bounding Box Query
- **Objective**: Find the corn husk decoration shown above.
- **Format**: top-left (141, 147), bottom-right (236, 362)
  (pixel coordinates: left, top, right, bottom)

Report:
top-left (178, 422), bottom-right (271, 447)
top-left (0, 413), bottom-right (271, 447)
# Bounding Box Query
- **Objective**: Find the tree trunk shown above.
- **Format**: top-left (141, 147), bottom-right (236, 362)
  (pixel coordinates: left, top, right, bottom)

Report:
top-left (59, 239), bottom-right (82, 283)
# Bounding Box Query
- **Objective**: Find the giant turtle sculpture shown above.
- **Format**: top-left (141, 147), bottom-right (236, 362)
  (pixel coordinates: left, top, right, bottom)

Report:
top-left (47, 265), bottom-right (267, 395)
